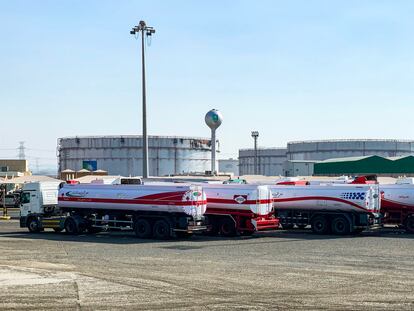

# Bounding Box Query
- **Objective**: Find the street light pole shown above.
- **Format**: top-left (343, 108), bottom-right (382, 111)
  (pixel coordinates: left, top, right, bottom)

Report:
top-left (131, 21), bottom-right (155, 178)
top-left (251, 131), bottom-right (259, 175)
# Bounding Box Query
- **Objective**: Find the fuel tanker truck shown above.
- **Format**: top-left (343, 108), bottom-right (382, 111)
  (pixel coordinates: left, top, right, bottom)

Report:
top-left (380, 180), bottom-right (414, 233)
top-left (202, 184), bottom-right (278, 236)
top-left (20, 182), bottom-right (207, 239)
top-left (270, 184), bottom-right (381, 235)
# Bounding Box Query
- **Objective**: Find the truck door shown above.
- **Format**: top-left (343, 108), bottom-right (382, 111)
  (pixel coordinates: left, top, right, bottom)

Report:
top-left (20, 192), bottom-right (31, 216)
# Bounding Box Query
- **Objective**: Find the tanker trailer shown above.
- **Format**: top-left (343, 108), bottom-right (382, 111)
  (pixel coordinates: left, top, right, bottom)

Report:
top-left (202, 184), bottom-right (278, 236)
top-left (270, 184), bottom-right (381, 235)
top-left (380, 183), bottom-right (414, 233)
top-left (21, 182), bottom-right (207, 239)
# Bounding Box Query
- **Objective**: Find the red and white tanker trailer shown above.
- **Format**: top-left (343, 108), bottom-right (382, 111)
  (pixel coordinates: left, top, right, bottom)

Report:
top-left (202, 184), bottom-right (278, 236)
top-left (380, 181), bottom-right (414, 232)
top-left (269, 184), bottom-right (381, 234)
top-left (20, 182), bottom-right (207, 239)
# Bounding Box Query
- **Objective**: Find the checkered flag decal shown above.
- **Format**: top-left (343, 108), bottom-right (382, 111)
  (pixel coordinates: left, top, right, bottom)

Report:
top-left (340, 192), bottom-right (365, 200)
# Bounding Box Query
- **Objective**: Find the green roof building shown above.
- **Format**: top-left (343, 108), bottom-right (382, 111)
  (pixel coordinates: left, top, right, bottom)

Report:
top-left (313, 155), bottom-right (414, 176)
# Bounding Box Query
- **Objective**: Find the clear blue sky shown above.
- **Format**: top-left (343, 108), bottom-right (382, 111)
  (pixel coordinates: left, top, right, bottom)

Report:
top-left (1, 0), bottom-right (414, 171)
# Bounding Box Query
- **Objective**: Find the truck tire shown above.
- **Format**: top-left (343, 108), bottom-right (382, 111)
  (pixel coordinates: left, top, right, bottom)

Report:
top-left (219, 217), bottom-right (237, 237)
top-left (134, 218), bottom-right (152, 238)
top-left (405, 216), bottom-right (414, 233)
top-left (311, 215), bottom-right (329, 234)
top-left (153, 219), bottom-right (171, 239)
top-left (331, 216), bottom-right (350, 235)
top-left (27, 217), bottom-right (41, 233)
top-left (64, 217), bottom-right (79, 235)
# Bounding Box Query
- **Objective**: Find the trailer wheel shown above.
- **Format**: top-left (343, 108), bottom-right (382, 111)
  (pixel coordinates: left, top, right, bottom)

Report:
top-left (64, 217), bottom-right (79, 235)
top-left (134, 218), bottom-right (152, 238)
top-left (153, 219), bottom-right (171, 239)
top-left (219, 217), bottom-right (236, 237)
top-left (405, 216), bottom-right (414, 233)
top-left (311, 216), bottom-right (329, 234)
top-left (331, 216), bottom-right (350, 235)
top-left (27, 217), bottom-right (41, 233)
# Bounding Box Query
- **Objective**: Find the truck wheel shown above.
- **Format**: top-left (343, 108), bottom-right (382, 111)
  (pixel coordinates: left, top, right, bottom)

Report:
top-left (311, 216), bottom-right (329, 234)
top-left (134, 218), bottom-right (152, 238)
top-left (405, 216), bottom-right (414, 233)
top-left (219, 218), bottom-right (236, 237)
top-left (331, 216), bottom-right (350, 235)
top-left (281, 223), bottom-right (294, 230)
top-left (27, 218), bottom-right (41, 233)
top-left (153, 219), bottom-right (171, 239)
top-left (64, 217), bottom-right (79, 235)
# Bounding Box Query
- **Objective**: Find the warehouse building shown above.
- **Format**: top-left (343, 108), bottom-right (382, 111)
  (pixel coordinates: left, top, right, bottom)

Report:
top-left (0, 159), bottom-right (31, 178)
top-left (58, 136), bottom-right (212, 177)
top-left (314, 155), bottom-right (414, 177)
top-left (239, 139), bottom-right (414, 176)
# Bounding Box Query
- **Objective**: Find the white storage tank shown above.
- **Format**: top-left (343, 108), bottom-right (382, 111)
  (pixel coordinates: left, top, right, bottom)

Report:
top-left (287, 139), bottom-right (414, 161)
top-left (58, 136), bottom-right (212, 177)
top-left (239, 148), bottom-right (287, 176)
top-left (218, 158), bottom-right (239, 176)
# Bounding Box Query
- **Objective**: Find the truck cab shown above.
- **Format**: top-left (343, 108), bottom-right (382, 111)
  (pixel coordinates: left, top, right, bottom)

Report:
top-left (19, 182), bottom-right (61, 231)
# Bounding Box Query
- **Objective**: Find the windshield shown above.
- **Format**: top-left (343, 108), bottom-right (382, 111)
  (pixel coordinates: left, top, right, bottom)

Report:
top-left (21, 192), bottom-right (30, 204)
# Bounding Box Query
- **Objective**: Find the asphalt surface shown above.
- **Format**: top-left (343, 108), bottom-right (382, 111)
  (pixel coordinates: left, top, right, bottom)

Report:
top-left (0, 220), bottom-right (413, 310)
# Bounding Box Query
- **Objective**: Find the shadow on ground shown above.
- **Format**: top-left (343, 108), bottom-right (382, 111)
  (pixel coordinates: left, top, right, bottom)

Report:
top-left (0, 222), bottom-right (412, 247)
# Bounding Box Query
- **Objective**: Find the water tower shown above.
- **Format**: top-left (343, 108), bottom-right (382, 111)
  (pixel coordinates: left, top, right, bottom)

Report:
top-left (205, 109), bottom-right (223, 175)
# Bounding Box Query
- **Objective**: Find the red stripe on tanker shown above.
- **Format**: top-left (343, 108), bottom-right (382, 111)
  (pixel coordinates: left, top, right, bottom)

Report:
top-left (58, 184), bottom-right (207, 217)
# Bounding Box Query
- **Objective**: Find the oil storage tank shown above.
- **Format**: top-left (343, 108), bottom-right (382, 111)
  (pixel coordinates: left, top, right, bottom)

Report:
top-left (58, 136), bottom-right (212, 177)
top-left (239, 148), bottom-right (287, 176)
top-left (287, 139), bottom-right (414, 161)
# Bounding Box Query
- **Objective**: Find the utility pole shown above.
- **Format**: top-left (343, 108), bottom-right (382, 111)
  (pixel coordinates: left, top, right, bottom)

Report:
top-left (251, 131), bottom-right (259, 175)
top-left (130, 21), bottom-right (155, 178)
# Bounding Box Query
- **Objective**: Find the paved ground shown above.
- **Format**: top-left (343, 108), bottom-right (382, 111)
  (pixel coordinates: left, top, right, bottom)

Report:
top-left (0, 220), bottom-right (413, 310)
